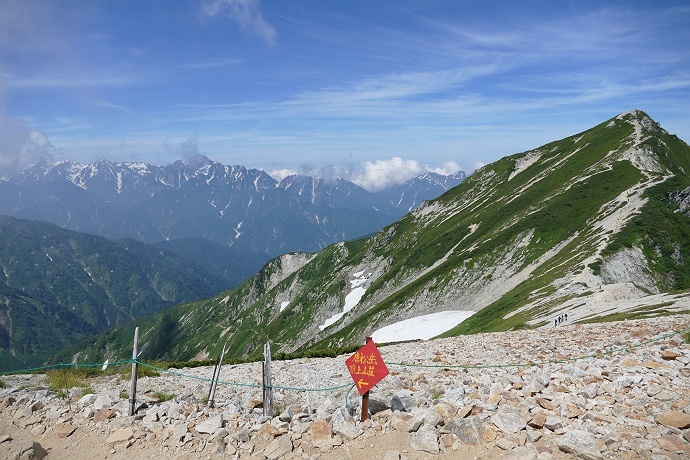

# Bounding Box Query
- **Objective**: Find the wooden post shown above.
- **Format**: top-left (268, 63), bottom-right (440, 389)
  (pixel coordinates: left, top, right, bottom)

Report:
top-left (208, 343), bottom-right (227, 408)
top-left (262, 342), bottom-right (274, 417)
top-left (361, 336), bottom-right (372, 422)
top-left (128, 327), bottom-right (139, 416)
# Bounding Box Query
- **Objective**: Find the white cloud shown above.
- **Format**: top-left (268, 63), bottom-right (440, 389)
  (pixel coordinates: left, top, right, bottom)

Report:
top-left (426, 161), bottom-right (462, 175)
top-left (266, 158), bottom-right (465, 190)
top-left (268, 168), bottom-right (298, 181)
top-left (201, 0), bottom-right (277, 46)
top-left (349, 157), bottom-right (424, 191)
top-left (0, 115), bottom-right (55, 173)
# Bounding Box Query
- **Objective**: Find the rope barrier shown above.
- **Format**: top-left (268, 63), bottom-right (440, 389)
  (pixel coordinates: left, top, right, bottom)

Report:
top-left (1, 324), bottom-right (687, 393)
top-left (137, 361), bottom-right (354, 393)
top-left (344, 383), bottom-right (356, 410)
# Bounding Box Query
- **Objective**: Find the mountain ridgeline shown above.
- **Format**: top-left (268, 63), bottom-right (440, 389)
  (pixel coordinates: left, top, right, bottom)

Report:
top-left (0, 217), bottom-right (269, 370)
top-left (0, 157), bottom-right (466, 257)
top-left (54, 110), bottom-right (690, 365)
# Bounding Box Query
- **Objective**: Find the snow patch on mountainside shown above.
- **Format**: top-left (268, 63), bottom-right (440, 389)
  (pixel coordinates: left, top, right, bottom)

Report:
top-left (371, 310), bottom-right (475, 342)
top-left (67, 164), bottom-right (89, 189)
top-left (319, 270), bottom-right (369, 331)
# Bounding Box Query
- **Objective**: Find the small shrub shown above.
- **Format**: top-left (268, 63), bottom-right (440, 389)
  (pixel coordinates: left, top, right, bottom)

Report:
top-left (121, 365), bottom-right (160, 379)
top-left (429, 387), bottom-right (444, 400)
top-left (153, 391), bottom-right (174, 403)
top-left (45, 369), bottom-right (92, 393)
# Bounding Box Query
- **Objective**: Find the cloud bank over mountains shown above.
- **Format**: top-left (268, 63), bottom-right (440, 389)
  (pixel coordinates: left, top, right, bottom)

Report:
top-left (269, 157), bottom-right (465, 191)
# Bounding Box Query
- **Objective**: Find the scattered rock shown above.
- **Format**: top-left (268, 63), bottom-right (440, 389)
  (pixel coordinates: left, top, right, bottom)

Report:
top-left (433, 401), bottom-right (458, 423)
top-left (0, 315), bottom-right (688, 460)
top-left (14, 441), bottom-right (48, 460)
top-left (309, 419), bottom-right (332, 440)
top-left (93, 408), bottom-right (116, 423)
top-left (54, 422), bottom-right (76, 438)
top-left (535, 397), bottom-right (555, 411)
top-left (106, 427), bottom-right (134, 445)
top-left (390, 412), bottom-right (424, 432)
top-left (331, 408), bottom-right (363, 440)
top-left (656, 411), bottom-right (690, 429)
top-left (491, 410), bottom-right (526, 435)
top-left (558, 429), bottom-right (603, 460)
top-left (76, 394), bottom-right (97, 408)
top-left (195, 414), bottom-right (224, 433)
top-left (495, 437), bottom-right (517, 450)
top-left (410, 426), bottom-right (439, 453)
top-left (502, 446), bottom-right (539, 460)
top-left (0, 396), bottom-right (15, 412)
top-left (528, 411), bottom-right (546, 429)
top-left (256, 423), bottom-right (282, 439)
top-left (544, 415), bottom-right (563, 431)
top-left (446, 416), bottom-right (484, 447)
top-left (656, 434), bottom-right (686, 452)
top-left (390, 395), bottom-right (407, 412)
top-left (368, 397), bottom-right (389, 415)
top-left (263, 434), bottom-right (292, 459)
top-left (93, 394), bottom-right (113, 410)
top-left (660, 349), bottom-right (681, 360)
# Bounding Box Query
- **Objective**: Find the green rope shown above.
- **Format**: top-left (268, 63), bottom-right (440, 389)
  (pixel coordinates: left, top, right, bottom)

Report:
top-left (269, 382), bottom-right (353, 392)
top-left (0, 324), bottom-right (686, 389)
top-left (138, 360), bottom-right (352, 392)
top-left (344, 383), bottom-right (356, 409)
top-left (136, 361), bottom-right (262, 389)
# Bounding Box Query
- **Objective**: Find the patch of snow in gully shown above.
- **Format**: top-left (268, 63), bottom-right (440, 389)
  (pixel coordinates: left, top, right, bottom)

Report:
top-left (371, 311), bottom-right (475, 343)
top-left (319, 270), bottom-right (369, 331)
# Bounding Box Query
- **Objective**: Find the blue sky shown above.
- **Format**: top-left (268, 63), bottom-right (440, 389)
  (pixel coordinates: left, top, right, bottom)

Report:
top-left (1, 0), bottom-right (689, 189)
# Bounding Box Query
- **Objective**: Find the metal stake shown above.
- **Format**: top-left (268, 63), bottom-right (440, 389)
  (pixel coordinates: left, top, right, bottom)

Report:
top-left (128, 327), bottom-right (139, 416)
top-left (208, 343), bottom-right (227, 408)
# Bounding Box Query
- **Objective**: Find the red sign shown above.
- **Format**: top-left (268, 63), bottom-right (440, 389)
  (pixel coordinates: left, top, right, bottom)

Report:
top-left (345, 339), bottom-right (389, 395)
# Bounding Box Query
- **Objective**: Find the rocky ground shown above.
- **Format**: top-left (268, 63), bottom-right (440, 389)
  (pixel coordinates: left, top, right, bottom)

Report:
top-left (1, 315), bottom-right (689, 460)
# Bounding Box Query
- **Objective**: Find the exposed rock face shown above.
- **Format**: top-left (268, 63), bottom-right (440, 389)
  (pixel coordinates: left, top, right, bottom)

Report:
top-left (0, 315), bottom-right (689, 459)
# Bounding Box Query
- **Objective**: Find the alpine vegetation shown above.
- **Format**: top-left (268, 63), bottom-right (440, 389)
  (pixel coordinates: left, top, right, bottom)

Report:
top-left (56, 111), bottom-right (690, 364)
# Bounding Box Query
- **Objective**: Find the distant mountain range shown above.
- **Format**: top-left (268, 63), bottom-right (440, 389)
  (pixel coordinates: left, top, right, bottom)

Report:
top-left (0, 216), bottom-right (269, 370)
top-left (0, 156), bottom-right (467, 256)
top-left (55, 110), bottom-right (690, 364)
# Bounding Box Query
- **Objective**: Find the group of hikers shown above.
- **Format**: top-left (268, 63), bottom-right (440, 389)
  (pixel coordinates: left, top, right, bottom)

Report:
top-left (555, 313), bottom-right (569, 326)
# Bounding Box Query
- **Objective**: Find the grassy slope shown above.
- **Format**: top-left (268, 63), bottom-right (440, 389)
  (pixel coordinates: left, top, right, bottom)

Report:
top-left (50, 111), bottom-right (690, 364)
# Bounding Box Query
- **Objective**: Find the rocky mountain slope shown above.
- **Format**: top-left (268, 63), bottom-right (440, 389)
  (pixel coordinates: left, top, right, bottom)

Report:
top-left (0, 216), bottom-right (267, 371)
top-left (0, 156), bottom-right (466, 256)
top-left (56, 110), bottom-right (690, 364)
top-left (2, 315), bottom-right (689, 459)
